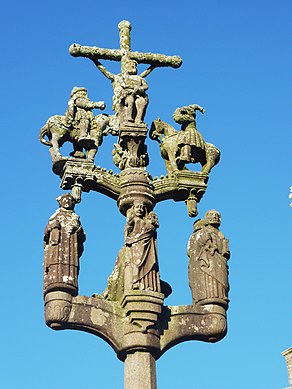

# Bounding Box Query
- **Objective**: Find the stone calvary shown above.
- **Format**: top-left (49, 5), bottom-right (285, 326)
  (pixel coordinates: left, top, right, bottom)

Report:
top-left (40, 20), bottom-right (230, 389)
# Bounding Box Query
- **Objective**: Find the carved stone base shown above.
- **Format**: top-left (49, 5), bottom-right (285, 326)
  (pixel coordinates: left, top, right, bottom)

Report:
top-left (121, 290), bottom-right (164, 333)
top-left (119, 122), bottom-right (148, 139)
top-left (44, 291), bottom-right (72, 329)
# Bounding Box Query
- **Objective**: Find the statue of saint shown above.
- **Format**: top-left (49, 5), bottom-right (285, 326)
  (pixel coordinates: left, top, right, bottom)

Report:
top-left (124, 202), bottom-right (160, 292)
top-left (187, 210), bottom-right (230, 308)
top-left (104, 201), bottom-right (161, 301)
top-left (43, 193), bottom-right (86, 296)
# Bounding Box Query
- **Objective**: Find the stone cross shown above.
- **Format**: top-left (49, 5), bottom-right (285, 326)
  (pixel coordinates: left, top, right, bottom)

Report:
top-left (69, 20), bottom-right (182, 74)
top-left (41, 20), bottom-right (228, 389)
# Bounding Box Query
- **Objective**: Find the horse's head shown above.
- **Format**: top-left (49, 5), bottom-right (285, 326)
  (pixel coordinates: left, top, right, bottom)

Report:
top-left (149, 118), bottom-right (163, 143)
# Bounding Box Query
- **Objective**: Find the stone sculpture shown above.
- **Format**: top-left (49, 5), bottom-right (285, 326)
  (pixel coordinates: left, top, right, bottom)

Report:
top-left (93, 56), bottom-right (152, 125)
top-left (39, 87), bottom-right (107, 162)
top-left (124, 202), bottom-right (160, 292)
top-left (70, 20), bottom-right (181, 129)
top-left (187, 210), bottom-right (230, 308)
top-left (150, 104), bottom-right (220, 175)
top-left (43, 193), bottom-right (86, 296)
top-left (104, 201), bottom-right (160, 301)
top-left (69, 20), bottom-right (182, 170)
top-left (41, 20), bottom-right (230, 389)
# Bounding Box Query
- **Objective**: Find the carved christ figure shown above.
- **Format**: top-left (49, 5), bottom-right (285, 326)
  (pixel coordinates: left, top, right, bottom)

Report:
top-left (92, 57), bottom-right (155, 125)
top-left (187, 210), bottom-right (230, 308)
top-left (43, 193), bottom-right (86, 296)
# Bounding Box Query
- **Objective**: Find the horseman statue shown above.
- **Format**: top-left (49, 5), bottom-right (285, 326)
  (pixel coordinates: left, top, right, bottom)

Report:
top-left (150, 104), bottom-right (220, 175)
top-left (39, 87), bottom-right (111, 163)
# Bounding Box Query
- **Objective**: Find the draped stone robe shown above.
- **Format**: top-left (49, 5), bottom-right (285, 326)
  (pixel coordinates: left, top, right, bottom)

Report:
top-left (188, 224), bottom-right (230, 308)
top-left (43, 208), bottom-right (85, 296)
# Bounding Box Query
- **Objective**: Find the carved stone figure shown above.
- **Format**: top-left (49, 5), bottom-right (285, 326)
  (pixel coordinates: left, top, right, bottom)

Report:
top-left (124, 204), bottom-right (160, 292)
top-left (43, 193), bottom-right (86, 296)
top-left (66, 86), bottom-right (105, 143)
top-left (104, 201), bottom-right (161, 301)
top-left (150, 105), bottom-right (220, 175)
top-left (39, 87), bottom-right (107, 162)
top-left (70, 20), bottom-right (182, 128)
top-left (93, 57), bottom-right (152, 125)
top-left (41, 22), bottom-right (232, 386)
top-left (112, 142), bottom-right (149, 170)
top-left (187, 210), bottom-right (230, 308)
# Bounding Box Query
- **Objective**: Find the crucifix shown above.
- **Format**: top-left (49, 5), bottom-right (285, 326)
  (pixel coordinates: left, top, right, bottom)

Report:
top-left (69, 21), bottom-right (182, 168)
top-left (41, 20), bottom-right (229, 389)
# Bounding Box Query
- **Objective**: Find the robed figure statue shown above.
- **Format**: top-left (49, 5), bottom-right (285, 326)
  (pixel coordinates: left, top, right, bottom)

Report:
top-left (43, 193), bottom-right (86, 296)
top-left (104, 200), bottom-right (161, 301)
top-left (187, 210), bottom-right (230, 308)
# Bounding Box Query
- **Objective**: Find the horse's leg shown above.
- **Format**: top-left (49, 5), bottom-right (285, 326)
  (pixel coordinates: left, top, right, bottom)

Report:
top-left (50, 132), bottom-right (62, 159)
top-left (70, 141), bottom-right (85, 159)
top-left (164, 160), bottom-right (172, 174)
top-left (201, 145), bottom-right (220, 174)
top-left (86, 144), bottom-right (98, 162)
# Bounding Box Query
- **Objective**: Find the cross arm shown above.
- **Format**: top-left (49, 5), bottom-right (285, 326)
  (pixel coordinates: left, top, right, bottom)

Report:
top-left (69, 43), bottom-right (182, 69)
top-left (129, 51), bottom-right (182, 68)
top-left (69, 43), bottom-right (123, 62)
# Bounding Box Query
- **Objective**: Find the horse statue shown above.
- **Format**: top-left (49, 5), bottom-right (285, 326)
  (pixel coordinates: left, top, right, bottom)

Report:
top-left (39, 113), bottom-right (114, 162)
top-left (149, 104), bottom-right (220, 175)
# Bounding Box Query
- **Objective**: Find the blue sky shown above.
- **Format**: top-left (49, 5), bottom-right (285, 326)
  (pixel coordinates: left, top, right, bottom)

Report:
top-left (1, 1), bottom-right (292, 388)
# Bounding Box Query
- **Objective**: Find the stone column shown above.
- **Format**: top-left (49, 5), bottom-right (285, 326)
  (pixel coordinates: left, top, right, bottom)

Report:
top-left (282, 348), bottom-right (292, 388)
top-left (124, 351), bottom-right (157, 389)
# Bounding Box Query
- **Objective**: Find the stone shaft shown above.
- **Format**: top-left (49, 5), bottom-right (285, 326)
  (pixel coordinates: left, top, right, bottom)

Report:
top-left (124, 352), bottom-right (157, 389)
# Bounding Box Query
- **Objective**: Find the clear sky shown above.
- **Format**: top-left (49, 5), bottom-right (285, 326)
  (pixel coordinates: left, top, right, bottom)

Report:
top-left (1, 1), bottom-right (292, 388)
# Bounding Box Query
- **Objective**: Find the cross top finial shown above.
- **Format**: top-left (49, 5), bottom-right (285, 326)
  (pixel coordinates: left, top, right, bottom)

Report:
top-left (118, 20), bottom-right (132, 59)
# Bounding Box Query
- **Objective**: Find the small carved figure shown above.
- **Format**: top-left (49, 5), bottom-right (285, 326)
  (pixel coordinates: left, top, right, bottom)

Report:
top-left (112, 142), bottom-right (149, 170)
top-left (93, 58), bottom-right (154, 125)
top-left (187, 210), bottom-right (230, 308)
top-left (150, 105), bottom-right (220, 175)
top-left (39, 87), bottom-right (108, 162)
top-left (43, 193), bottom-right (86, 296)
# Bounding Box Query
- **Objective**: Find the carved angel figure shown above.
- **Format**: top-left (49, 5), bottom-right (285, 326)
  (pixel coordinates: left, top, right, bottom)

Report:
top-left (43, 193), bottom-right (86, 296)
top-left (187, 210), bottom-right (230, 308)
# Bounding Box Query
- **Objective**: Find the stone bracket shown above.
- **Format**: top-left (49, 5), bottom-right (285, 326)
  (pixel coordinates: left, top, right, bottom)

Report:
top-left (158, 304), bottom-right (227, 356)
top-left (44, 291), bottom-right (227, 361)
top-left (60, 160), bottom-right (121, 200)
top-left (54, 161), bottom-right (209, 218)
top-left (152, 171), bottom-right (208, 203)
